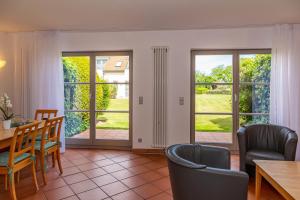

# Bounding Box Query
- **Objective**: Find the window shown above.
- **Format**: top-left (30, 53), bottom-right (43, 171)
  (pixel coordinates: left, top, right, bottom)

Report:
top-left (97, 58), bottom-right (108, 65)
top-left (115, 61), bottom-right (122, 67)
top-left (191, 49), bottom-right (271, 149)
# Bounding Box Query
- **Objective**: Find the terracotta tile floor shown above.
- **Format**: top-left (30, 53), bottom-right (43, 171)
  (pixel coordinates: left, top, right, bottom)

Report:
top-left (0, 149), bottom-right (284, 200)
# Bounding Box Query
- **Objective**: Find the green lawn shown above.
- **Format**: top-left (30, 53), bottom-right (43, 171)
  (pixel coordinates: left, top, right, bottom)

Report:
top-left (96, 94), bottom-right (232, 132)
top-left (196, 94), bottom-right (232, 132)
top-left (96, 99), bottom-right (129, 130)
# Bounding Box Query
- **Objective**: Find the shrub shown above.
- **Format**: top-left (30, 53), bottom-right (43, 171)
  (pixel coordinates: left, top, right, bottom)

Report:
top-left (196, 87), bottom-right (209, 94)
top-left (110, 84), bottom-right (118, 99)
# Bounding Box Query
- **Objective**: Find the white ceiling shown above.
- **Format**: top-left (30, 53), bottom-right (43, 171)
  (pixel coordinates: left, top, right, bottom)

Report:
top-left (0, 0), bottom-right (300, 32)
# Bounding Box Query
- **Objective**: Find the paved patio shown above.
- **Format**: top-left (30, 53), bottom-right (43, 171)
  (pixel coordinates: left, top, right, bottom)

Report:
top-left (71, 129), bottom-right (129, 140)
top-left (71, 129), bottom-right (231, 143)
top-left (196, 131), bottom-right (232, 143)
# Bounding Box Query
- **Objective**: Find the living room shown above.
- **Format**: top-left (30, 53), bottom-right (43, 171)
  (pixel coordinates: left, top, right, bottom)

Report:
top-left (0, 1), bottom-right (300, 200)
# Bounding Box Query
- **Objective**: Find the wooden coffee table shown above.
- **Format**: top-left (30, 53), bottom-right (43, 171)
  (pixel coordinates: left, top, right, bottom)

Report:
top-left (254, 160), bottom-right (300, 200)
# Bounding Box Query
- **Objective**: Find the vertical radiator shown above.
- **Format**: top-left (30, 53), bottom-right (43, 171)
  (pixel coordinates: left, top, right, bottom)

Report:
top-left (153, 47), bottom-right (168, 148)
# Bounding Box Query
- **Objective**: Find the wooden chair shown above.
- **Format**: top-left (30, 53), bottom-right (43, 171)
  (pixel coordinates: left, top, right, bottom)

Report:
top-left (34, 109), bottom-right (58, 152)
top-left (33, 109), bottom-right (58, 177)
top-left (0, 122), bottom-right (40, 200)
top-left (34, 109), bottom-right (58, 121)
top-left (35, 116), bottom-right (63, 185)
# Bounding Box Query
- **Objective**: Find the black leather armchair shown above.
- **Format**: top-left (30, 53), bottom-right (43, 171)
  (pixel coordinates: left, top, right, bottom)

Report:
top-left (166, 144), bottom-right (249, 200)
top-left (237, 124), bottom-right (298, 174)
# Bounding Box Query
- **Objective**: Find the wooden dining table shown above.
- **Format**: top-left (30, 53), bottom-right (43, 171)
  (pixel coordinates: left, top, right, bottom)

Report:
top-left (0, 120), bottom-right (45, 149)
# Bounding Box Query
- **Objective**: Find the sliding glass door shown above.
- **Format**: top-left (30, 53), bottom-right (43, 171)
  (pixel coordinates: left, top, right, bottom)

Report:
top-left (191, 49), bottom-right (271, 150)
top-left (63, 51), bottom-right (132, 148)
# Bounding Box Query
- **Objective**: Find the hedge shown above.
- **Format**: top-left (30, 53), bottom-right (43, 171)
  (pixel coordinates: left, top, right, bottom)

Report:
top-left (63, 57), bottom-right (110, 137)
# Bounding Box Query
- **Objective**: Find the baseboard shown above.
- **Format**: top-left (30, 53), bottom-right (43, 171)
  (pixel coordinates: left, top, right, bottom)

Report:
top-left (132, 148), bottom-right (165, 155)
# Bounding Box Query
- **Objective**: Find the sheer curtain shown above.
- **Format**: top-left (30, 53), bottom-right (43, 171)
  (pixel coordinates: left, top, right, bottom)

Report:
top-left (13, 31), bottom-right (65, 151)
top-left (270, 24), bottom-right (300, 159)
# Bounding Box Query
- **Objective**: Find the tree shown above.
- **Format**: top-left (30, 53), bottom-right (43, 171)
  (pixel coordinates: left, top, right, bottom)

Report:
top-left (210, 65), bottom-right (232, 83)
top-left (239, 55), bottom-right (271, 124)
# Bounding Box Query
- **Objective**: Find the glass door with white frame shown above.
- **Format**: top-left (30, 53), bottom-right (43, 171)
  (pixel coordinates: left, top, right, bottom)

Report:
top-left (192, 52), bottom-right (235, 146)
top-left (63, 51), bottom-right (132, 148)
top-left (93, 52), bottom-right (131, 147)
top-left (191, 50), bottom-right (271, 150)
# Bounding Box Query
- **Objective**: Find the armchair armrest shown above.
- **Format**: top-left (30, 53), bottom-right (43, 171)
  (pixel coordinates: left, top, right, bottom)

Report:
top-left (237, 126), bottom-right (247, 171)
top-left (284, 131), bottom-right (298, 160)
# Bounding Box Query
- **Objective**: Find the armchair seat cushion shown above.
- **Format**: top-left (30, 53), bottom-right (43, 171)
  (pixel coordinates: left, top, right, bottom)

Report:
top-left (246, 150), bottom-right (284, 166)
top-left (0, 152), bottom-right (31, 167)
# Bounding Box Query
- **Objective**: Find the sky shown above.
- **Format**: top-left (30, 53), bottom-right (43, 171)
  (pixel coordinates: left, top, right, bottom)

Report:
top-left (195, 54), bottom-right (255, 75)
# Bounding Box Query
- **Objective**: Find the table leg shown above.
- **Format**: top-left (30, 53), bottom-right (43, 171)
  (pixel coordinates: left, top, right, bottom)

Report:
top-left (255, 166), bottom-right (262, 200)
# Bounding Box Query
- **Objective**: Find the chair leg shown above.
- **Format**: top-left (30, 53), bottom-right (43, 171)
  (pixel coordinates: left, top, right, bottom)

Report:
top-left (9, 172), bottom-right (17, 200)
top-left (52, 152), bottom-right (56, 168)
top-left (4, 175), bottom-right (8, 191)
top-left (16, 171), bottom-right (20, 184)
top-left (57, 149), bottom-right (63, 175)
top-left (40, 153), bottom-right (47, 185)
top-left (32, 161), bottom-right (39, 191)
top-left (35, 154), bottom-right (39, 171)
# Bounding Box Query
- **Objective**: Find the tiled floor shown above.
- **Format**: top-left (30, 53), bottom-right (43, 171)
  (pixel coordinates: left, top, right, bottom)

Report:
top-left (0, 149), bottom-right (284, 200)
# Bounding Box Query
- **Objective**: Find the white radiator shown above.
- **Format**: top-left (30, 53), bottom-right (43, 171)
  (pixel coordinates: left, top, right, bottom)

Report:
top-left (153, 47), bottom-right (168, 148)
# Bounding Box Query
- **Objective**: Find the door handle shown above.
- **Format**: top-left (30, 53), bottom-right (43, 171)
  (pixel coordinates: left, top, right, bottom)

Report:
top-left (234, 94), bottom-right (238, 102)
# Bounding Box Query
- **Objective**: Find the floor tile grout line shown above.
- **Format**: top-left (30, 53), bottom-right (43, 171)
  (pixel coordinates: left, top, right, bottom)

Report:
top-left (1, 150), bottom-right (169, 198)
top-left (43, 162), bottom-right (169, 194)
top-left (52, 164), bottom-right (168, 199)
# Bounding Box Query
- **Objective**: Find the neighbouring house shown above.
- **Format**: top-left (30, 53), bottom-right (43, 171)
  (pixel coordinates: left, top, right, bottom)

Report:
top-left (96, 56), bottom-right (129, 99)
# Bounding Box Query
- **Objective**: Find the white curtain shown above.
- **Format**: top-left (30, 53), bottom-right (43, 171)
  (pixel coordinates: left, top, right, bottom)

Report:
top-left (270, 24), bottom-right (300, 160)
top-left (13, 31), bottom-right (65, 151)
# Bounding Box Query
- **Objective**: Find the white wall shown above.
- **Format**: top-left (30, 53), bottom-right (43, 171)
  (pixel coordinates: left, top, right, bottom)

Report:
top-left (0, 33), bottom-right (14, 102)
top-left (59, 27), bottom-right (273, 148)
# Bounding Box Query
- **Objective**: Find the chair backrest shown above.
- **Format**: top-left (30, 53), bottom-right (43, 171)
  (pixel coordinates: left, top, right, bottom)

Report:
top-left (40, 116), bottom-right (64, 148)
top-left (166, 144), bottom-right (249, 200)
top-left (34, 109), bottom-right (58, 120)
top-left (245, 124), bottom-right (295, 153)
top-left (168, 144), bottom-right (230, 169)
top-left (8, 122), bottom-right (40, 168)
